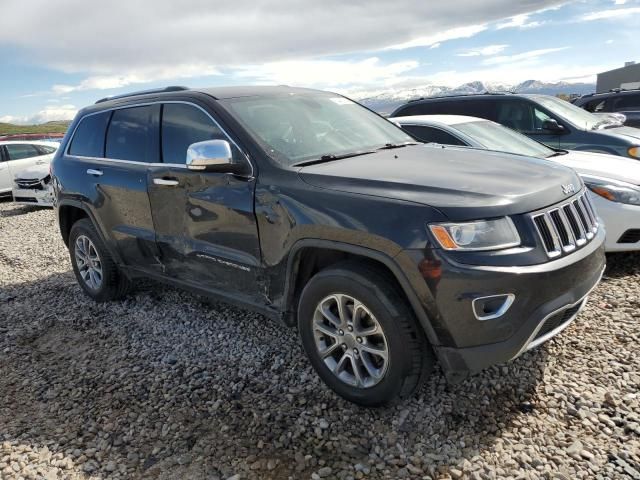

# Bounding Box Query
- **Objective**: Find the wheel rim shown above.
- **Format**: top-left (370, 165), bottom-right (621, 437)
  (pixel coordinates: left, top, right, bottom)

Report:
top-left (74, 235), bottom-right (103, 290)
top-left (312, 294), bottom-right (389, 389)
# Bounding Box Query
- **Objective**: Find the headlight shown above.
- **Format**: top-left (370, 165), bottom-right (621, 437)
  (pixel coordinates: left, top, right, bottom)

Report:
top-left (628, 146), bottom-right (640, 159)
top-left (429, 217), bottom-right (520, 251)
top-left (584, 176), bottom-right (640, 206)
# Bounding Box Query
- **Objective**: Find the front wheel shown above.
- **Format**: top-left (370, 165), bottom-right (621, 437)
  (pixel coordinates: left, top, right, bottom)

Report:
top-left (298, 262), bottom-right (434, 406)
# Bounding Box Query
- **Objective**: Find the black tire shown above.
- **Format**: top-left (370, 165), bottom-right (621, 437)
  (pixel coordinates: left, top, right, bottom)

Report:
top-left (68, 218), bottom-right (131, 302)
top-left (298, 262), bottom-right (434, 406)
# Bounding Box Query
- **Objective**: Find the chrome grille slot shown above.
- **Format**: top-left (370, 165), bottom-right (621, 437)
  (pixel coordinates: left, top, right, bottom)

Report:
top-left (531, 191), bottom-right (598, 258)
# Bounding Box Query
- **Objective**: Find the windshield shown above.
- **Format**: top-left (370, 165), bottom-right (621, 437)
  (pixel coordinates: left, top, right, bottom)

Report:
top-left (221, 93), bottom-right (414, 166)
top-left (455, 120), bottom-right (555, 158)
top-left (532, 95), bottom-right (600, 130)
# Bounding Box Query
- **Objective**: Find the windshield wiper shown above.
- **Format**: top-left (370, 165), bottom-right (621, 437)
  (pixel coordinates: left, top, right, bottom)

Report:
top-left (292, 150), bottom-right (376, 167)
top-left (376, 141), bottom-right (419, 150)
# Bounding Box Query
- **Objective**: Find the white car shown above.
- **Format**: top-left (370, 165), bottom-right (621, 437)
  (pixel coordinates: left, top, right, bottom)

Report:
top-left (0, 141), bottom-right (58, 206)
top-left (391, 115), bottom-right (640, 252)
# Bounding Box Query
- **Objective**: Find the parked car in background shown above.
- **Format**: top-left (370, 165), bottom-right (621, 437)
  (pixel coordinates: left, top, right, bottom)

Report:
top-left (572, 89), bottom-right (640, 128)
top-left (391, 93), bottom-right (640, 160)
top-left (0, 141), bottom-right (57, 198)
top-left (52, 86), bottom-right (605, 406)
top-left (12, 163), bottom-right (55, 207)
top-left (392, 114), bottom-right (640, 252)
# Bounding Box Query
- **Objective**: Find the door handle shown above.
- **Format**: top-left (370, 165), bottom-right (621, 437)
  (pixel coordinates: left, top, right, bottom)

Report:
top-left (153, 178), bottom-right (179, 186)
top-left (36, 160), bottom-right (46, 165)
top-left (86, 169), bottom-right (103, 176)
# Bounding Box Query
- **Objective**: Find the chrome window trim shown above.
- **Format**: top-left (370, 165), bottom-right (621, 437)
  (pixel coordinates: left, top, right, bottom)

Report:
top-left (65, 100), bottom-right (254, 177)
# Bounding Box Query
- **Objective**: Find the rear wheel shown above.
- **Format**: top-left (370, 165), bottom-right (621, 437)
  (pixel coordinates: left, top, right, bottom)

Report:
top-left (298, 262), bottom-right (434, 406)
top-left (68, 218), bottom-right (130, 302)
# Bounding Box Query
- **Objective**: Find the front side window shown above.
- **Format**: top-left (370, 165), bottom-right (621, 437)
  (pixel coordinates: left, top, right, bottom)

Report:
top-left (161, 103), bottom-right (239, 164)
top-left (5, 144), bottom-right (41, 160)
top-left (106, 105), bottom-right (160, 163)
top-left (585, 99), bottom-right (606, 112)
top-left (69, 111), bottom-right (111, 158)
top-left (402, 125), bottom-right (466, 145)
top-left (222, 93), bottom-right (414, 166)
top-left (532, 95), bottom-right (598, 130)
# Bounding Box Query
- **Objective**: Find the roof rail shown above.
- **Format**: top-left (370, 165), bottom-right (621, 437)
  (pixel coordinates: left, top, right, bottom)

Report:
top-left (95, 86), bottom-right (189, 104)
top-left (406, 90), bottom-right (513, 103)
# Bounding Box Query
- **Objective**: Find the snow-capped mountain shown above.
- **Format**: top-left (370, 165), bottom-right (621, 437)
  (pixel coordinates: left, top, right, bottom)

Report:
top-left (353, 80), bottom-right (595, 115)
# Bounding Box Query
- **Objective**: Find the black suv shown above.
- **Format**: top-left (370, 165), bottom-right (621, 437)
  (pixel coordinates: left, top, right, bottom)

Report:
top-left (572, 89), bottom-right (640, 128)
top-left (52, 86), bottom-right (605, 406)
top-left (392, 93), bottom-right (640, 160)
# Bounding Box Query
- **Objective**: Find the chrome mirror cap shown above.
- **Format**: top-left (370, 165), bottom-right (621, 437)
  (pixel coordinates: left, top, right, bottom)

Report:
top-left (186, 140), bottom-right (233, 171)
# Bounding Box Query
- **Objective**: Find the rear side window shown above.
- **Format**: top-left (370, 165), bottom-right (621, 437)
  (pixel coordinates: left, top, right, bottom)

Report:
top-left (161, 104), bottom-right (231, 164)
top-left (5, 144), bottom-right (41, 160)
top-left (396, 99), bottom-right (495, 120)
top-left (612, 94), bottom-right (640, 110)
top-left (402, 125), bottom-right (466, 145)
top-left (106, 105), bottom-right (160, 163)
top-left (69, 111), bottom-right (111, 157)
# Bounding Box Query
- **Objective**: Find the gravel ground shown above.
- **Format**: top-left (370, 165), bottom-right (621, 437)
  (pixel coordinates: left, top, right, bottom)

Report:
top-left (0, 199), bottom-right (639, 480)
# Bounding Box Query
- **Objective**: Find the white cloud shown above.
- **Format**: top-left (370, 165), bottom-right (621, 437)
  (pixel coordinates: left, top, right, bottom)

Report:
top-left (581, 6), bottom-right (640, 21)
top-left (0, 105), bottom-right (77, 124)
top-left (496, 14), bottom-right (544, 29)
top-left (235, 57), bottom-right (419, 89)
top-left (0, 0), bottom-right (565, 74)
top-left (482, 47), bottom-right (569, 66)
top-left (52, 64), bottom-right (221, 94)
top-left (457, 44), bottom-right (509, 57)
top-left (386, 25), bottom-right (488, 50)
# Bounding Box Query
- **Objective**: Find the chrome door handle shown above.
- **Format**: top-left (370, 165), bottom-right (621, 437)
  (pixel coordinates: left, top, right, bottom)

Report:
top-left (86, 169), bottom-right (103, 176)
top-left (153, 178), bottom-right (179, 186)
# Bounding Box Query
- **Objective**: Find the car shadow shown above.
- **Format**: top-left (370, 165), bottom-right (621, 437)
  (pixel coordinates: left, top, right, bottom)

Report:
top-left (0, 201), bottom-right (49, 217)
top-left (604, 251), bottom-right (640, 278)
top-left (0, 268), bottom-right (554, 479)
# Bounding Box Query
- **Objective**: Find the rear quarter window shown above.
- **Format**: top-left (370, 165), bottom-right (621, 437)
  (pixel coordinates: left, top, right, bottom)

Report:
top-left (613, 94), bottom-right (640, 110)
top-left (69, 111), bottom-right (111, 158)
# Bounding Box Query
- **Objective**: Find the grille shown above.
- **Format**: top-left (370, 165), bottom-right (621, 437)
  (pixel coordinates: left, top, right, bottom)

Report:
top-left (618, 229), bottom-right (640, 244)
top-left (534, 302), bottom-right (583, 341)
top-left (15, 174), bottom-right (50, 191)
top-left (532, 191), bottom-right (598, 258)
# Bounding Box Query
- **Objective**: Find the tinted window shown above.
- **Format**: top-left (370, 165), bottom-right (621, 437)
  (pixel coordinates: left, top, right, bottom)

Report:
top-left (161, 104), bottom-right (231, 164)
top-left (402, 125), bottom-right (466, 145)
top-left (35, 145), bottom-right (57, 155)
top-left (613, 94), bottom-right (640, 110)
top-left (106, 105), bottom-right (160, 163)
top-left (5, 144), bottom-right (41, 160)
top-left (584, 99), bottom-right (606, 112)
top-left (69, 111), bottom-right (111, 157)
top-left (395, 99), bottom-right (496, 120)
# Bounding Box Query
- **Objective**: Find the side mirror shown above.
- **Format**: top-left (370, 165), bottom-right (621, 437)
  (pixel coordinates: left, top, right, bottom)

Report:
top-left (542, 119), bottom-right (565, 133)
top-left (186, 140), bottom-right (250, 175)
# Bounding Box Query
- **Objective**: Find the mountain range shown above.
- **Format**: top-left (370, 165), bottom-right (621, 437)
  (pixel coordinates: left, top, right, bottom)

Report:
top-left (355, 80), bottom-right (596, 115)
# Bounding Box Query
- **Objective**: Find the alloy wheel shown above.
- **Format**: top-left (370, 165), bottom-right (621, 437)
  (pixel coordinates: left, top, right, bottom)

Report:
top-left (312, 293), bottom-right (389, 388)
top-left (74, 235), bottom-right (103, 290)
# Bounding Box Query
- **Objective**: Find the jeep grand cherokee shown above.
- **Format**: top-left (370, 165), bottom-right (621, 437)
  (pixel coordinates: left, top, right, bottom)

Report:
top-left (51, 86), bottom-right (606, 406)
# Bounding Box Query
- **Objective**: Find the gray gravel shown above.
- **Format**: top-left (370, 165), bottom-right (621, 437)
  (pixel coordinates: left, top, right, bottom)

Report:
top-left (1, 199), bottom-right (639, 480)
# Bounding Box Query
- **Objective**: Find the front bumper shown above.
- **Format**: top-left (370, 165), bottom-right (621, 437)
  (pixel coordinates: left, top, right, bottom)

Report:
top-left (401, 227), bottom-right (606, 382)
top-left (590, 192), bottom-right (640, 252)
top-left (12, 185), bottom-right (54, 207)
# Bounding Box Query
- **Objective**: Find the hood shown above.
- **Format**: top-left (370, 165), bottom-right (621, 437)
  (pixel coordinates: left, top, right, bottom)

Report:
top-left (554, 150), bottom-right (640, 186)
top-left (595, 125), bottom-right (640, 142)
top-left (299, 144), bottom-right (582, 221)
top-left (13, 163), bottom-right (50, 180)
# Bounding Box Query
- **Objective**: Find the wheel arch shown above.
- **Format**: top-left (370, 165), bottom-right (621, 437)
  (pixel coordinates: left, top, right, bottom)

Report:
top-left (283, 239), bottom-right (440, 347)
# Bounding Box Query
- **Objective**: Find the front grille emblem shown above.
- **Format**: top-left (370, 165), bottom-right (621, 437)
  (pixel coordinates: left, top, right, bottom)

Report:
top-left (561, 183), bottom-right (576, 195)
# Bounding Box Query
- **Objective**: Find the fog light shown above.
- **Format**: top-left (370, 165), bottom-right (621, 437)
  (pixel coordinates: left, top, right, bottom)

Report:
top-left (472, 294), bottom-right (515, 321)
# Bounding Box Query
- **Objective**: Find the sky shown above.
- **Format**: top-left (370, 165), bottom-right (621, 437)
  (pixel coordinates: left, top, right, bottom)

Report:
top-left (0, 0), bottom-right (639, 124)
